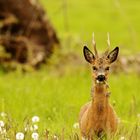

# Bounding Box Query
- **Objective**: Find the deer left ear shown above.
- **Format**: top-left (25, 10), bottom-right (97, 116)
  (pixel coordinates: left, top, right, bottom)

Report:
top-left (107, 47), bottom-right (119, 63)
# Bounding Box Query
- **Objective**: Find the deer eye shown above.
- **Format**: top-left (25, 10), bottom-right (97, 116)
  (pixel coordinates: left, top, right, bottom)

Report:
top-left (105, 67), bottom-right (110, 71)
top-left (92, 66), bottom-right (98, 71)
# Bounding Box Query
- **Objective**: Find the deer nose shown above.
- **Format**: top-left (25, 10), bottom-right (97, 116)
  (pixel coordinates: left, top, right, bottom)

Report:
top-left (97, 75), bottom-right (105, 82)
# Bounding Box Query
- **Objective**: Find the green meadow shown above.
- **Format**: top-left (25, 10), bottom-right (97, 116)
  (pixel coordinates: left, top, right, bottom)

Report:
top-left (0, 0), bottom-right (140, 139)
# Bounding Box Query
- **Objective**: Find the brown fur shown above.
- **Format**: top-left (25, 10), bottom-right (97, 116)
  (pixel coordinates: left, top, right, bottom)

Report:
top-left (79, 85), bottom-right (118, 139)
top-left (79, 44), bottom-right (119, 139)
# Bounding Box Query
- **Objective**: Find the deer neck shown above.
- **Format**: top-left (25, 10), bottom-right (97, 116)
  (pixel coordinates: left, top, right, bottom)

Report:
top-left (91, 83), bottom-right (109, 114)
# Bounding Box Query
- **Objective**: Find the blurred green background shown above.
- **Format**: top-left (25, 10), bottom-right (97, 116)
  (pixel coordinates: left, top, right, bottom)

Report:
top-left (40, 0), bottom-right (140, 53)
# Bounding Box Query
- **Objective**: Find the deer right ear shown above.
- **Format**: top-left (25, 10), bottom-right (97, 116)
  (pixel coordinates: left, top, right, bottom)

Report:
top-left (107, 47), bottom-right (119, 63)
top-left (83, 46), bottom-right (95, 64)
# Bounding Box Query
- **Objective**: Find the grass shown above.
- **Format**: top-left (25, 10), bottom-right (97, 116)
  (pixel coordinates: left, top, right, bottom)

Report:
top-left (0, 0), bottom-right (140, 139)
top-left (0, 68), bottom-right (139, 139)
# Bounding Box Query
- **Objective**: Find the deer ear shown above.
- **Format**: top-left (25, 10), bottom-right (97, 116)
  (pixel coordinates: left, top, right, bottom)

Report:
top-left (107, 47), bottom-right (119, 63)
top-left (83, 46), bottom-right (95, 64)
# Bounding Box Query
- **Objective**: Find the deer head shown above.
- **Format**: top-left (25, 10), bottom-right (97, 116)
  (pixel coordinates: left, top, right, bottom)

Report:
top-left (83, 33), bottom-right (119, 84)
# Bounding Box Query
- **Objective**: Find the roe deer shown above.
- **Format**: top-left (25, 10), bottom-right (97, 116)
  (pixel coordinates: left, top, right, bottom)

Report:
top-left (79, 33), bottom-right (119, 139)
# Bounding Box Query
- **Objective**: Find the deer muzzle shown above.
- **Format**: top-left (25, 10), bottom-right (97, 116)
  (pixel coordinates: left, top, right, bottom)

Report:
top-left (96, 75), bottom-right (105, 82)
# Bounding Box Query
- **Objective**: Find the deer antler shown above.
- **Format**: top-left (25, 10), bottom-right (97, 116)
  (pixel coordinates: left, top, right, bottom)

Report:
top-left (107, 32), bottom-right (110, 48)
top-left (92, 32), bottom-right (98, 57)
top-left (104, 32), bottom-right (110, 55)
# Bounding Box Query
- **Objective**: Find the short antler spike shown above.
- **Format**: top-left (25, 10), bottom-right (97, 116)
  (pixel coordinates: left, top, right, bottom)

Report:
top-left (107, 32), bottom-right (110, 48)
top-left (92, 32), bottom-right (98, 57)
top-left (104, 32), bottom-right (110, 55)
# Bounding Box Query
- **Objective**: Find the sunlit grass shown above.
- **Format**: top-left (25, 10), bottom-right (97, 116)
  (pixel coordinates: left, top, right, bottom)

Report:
top-left (0, 67), bottom-right (139, 138)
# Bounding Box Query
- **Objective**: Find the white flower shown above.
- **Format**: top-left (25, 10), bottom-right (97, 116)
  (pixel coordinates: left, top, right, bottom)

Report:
top-left (0, 120), bottom-right (4, 127)
top-left (73, 122), bottom-right (79, 129)
top-left (32, 116), bottom-right (40, 123)
top-left (31, 132), bottom-right (39, 140)
top-left (16, 132), bottom-right (24, 140)
top-left (120, 136), bottom-right (125, 140)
